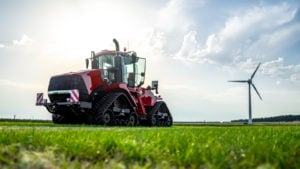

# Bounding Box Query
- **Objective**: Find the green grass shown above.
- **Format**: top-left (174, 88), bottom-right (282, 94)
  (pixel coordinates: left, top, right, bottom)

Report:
top-left (0, 121), bottom-right (299, 168)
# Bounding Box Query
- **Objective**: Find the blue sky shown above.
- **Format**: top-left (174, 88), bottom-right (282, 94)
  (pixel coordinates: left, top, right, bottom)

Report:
top-left (0, 0), bottom-right (300, 121)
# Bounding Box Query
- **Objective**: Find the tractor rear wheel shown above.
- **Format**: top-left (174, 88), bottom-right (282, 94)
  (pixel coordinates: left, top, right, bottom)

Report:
top-left (92, 93), bottom-right (119, 125)
top-left (91, 92), bottom-right (134, 126)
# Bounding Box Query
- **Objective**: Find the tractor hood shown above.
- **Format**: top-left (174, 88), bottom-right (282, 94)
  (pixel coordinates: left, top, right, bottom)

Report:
top-left (48, 69), bottom-right (105, 102)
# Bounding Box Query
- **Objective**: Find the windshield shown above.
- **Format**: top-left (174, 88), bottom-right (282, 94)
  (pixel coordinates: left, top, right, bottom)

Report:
top-left (124, 57), bottom-right (146, 87)
top-left (93, 54), bottom-right (116, 82)
top-left (97, 54), bottom-right (115, 69)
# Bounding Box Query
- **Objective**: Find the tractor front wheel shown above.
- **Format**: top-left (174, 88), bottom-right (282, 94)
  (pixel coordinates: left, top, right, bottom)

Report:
top-left (147, 101), bottom-right (173, 127)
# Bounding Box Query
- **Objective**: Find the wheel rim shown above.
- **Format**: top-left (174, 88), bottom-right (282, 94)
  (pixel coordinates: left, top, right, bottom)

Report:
top-left (128, 114), bottom-right (136, 126)
top-left (103, 111), bottom-right (112, 125)
top-left (165, 116), bottom-right (171, 126)
top-left (151, 115), bottom-right (157, 126)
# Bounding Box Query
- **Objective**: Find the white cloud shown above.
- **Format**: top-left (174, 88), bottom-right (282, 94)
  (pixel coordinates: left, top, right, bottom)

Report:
top-left (177, 3), bottom-right (297, 62)
top-left (13, 34), bottom-right (33, 46)
top-left (174, 3), bottom-right (299, 82)
top-left (290, 74), bottom-right (300, 82)
top-left (174, 31), bottom-right (218, 64)
top-left (174, 31), bottom-right (200, 61)
top-left (221, 3), bottom-right (297, 40)
top-left (131, 28), bottom-right (167, 60)
top-left (158, 0), bottom-right (205, 32)
top-left (0, 35), bottom-right (34, 49)
top-left (242, 23), bottom-right (300, 60)
top-left (141, 28), bottom-right (167, 51)
top-left (261, 57), bottom-right (286, 76)
top-left (261, 58), bottom-right (300, 82)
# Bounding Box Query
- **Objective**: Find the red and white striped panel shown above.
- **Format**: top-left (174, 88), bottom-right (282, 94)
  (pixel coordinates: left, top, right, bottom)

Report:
top-left (36, 93), bottom-right (44, 105)
top-left (69, 90), bottom-right (79, 103)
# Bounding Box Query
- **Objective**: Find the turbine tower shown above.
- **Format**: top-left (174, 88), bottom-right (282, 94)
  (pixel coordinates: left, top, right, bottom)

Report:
top-left (228, 63), bottom-right (262, 124)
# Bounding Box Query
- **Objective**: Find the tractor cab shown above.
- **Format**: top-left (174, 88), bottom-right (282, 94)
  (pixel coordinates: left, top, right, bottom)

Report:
top-left (122, 52), bottom-right (146, 88)
top-left (87, 49), bottom-right (146, 88)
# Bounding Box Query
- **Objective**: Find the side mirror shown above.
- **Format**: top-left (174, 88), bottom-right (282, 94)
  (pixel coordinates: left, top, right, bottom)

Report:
top-left (85, 59), bottom-right (89, 69)
top-left (152, 80), bottom-right (158, 94)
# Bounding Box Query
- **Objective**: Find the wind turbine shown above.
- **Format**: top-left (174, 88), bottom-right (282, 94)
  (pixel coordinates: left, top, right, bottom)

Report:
top-left (228, 63), bottom-right (262, 124)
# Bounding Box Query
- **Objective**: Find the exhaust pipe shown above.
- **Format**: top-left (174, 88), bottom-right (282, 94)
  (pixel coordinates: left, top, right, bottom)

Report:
top-left (113, 39), bottom-right (119, 52)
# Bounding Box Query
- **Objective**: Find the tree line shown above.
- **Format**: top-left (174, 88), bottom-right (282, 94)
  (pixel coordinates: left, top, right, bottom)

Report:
top-left (231, 114), bottom-right (300, 122)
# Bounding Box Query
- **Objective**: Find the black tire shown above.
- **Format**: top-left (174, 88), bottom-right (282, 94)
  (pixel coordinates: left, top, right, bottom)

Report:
top-left (147, 101), bottom-right (173, 127)
top-left (92, 92), bottom-right (133, 126)
top-left (128, 113), bottom-right (138, 126)
top-left (103, 109), bottom-right (114, 126)
top-left (149, 113), bottom-right (157, 126)
top-left (165, 114), bottom-right (173, 127)
top-left (92, 93), bottom-right (119, 125)
top-left (160, 102), bottom-right (173, 127)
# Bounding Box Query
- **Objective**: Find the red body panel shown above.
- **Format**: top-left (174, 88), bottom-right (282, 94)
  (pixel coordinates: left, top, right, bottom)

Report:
top-left (55, 69), bottom-right (104, 94)
top-left (140, 88), bottom-right (158, 106)
top-left (128, 87), bottom-right (158, 114)
top-left (86, 70), bottom-right (104, 93)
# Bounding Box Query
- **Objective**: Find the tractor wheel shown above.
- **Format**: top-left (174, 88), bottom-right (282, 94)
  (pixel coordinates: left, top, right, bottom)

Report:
top-left (92, 92), bottom-right (133, 126)
top-left (165, 114), bottom-right (173, 127)
top-left (103, 109), bottom-right (114, 126)
top-left (149, 113), bottom-right (157, 126)
top-left (92, 93), bottom-right (119, 125)
top-left (160, 103), bottom-right (173, 127)
top-left (147, 101), bottom-right (172, 127)
top-left (128, 113), bottom-right (138, 126)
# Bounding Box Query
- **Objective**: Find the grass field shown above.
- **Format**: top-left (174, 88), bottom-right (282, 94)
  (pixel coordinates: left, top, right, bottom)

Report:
top-left (0, 121), bottom-right (299, 169)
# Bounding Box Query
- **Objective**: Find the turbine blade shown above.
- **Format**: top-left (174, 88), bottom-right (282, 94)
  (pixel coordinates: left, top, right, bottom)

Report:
top-left (251, 83), bottom-right (262, 100)
top-left (251, 63), bottom-right (261, 79)
top-left (228, 80), bottom-right (248, 83)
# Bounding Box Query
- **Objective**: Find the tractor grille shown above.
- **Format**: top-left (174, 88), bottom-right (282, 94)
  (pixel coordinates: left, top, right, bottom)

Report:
top-left (48, 75), bottom-right (89, 102)
top-left (48, 94), bottom-right (70, 103)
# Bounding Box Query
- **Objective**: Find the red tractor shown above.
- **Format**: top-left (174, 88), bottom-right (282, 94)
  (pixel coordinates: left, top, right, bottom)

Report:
top-left (36, 39), bottom-right (172, 126)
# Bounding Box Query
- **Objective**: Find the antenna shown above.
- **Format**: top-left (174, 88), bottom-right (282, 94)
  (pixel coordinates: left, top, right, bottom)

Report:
top-left (228, 63), bottom-right (262, 124)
